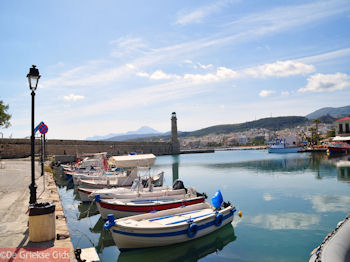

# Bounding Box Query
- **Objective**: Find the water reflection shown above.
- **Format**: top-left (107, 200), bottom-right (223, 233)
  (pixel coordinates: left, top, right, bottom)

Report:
top-left (172, 155), bottom-right (179, 183)
top-left (200, 153), bottom-right (330, 173)
top-left (53, 151), bottom-right (350, 262)
top-left (117, 223), bottom-right (236, 262)
top-left (77, 202), bottom-right (99, 220)
top-left (337, 163), bottom-right (350, 183)
top-left (53, 167), bottom-right (74, 189)
top-left (305, 195), bottom-right (350, 213)
top-left (88, 217), bottom-right (116, 252)
top-left (175, 153), bottom-right (349, 182)
top-left (248, 213), bottom-right (320, 230)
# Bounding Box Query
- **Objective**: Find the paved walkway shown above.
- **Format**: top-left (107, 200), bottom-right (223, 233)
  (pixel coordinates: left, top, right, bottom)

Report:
top-left (0, 159), bottom-right (74, 259)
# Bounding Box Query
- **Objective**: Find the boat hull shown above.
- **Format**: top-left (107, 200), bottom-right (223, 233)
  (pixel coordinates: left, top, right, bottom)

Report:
top-left (327, 147), bottom-right (349, 156)
top-left (78, 187), bottom-right (186, 203)
top-left (96, 196), bottom-right (205, 219)
top-left (268, 147), bottom-right (299, 153)
top-left (109, 204), bottom-right (235, 250)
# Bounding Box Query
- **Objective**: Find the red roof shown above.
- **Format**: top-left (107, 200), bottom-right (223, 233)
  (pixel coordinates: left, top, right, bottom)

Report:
top-left (336, 116), bottom-right (350, 121)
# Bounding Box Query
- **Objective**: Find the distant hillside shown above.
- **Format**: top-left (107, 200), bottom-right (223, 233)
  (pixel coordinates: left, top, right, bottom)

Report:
top-left (317, 114), bottom-right (337, 124)
top-left (86, 126), bottom-right (161, 141)
top-left (128, 116), bottom-right (309, 141)
top-left (306, 105), bottom-right (350, 119)
top-left (181, 116), bottom-right (308, 137)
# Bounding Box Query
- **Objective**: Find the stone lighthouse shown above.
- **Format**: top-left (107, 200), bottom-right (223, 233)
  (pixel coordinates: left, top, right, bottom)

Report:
top-left (171, 112), bottom-right (180, 155)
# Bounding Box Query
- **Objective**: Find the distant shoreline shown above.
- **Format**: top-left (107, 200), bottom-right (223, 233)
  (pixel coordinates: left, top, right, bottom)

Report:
top-left (215, 145), bottom-right (267, 151)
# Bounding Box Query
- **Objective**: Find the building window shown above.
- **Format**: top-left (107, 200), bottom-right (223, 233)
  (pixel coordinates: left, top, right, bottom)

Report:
top-left (339, 124), bottom-right (343, 134)
top-left (346, 123), bottom-right (350, 133)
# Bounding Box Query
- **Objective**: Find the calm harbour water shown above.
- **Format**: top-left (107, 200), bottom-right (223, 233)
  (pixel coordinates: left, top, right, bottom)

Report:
top-left (55, 150), bottom-right (350, 262)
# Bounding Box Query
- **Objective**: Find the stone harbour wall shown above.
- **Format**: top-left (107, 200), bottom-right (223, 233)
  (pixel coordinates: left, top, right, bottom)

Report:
top-left (0, 138), bottom-right (174, 158)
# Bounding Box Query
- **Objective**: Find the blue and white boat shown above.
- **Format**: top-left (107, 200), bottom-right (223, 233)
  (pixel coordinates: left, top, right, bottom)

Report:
top-left (104, 191), bottom-right (236, 250)
top-left (268, 138), bottom-right (299, 153)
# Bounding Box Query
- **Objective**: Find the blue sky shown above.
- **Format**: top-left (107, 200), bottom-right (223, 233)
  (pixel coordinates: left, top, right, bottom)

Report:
top-left (1, 0), bottom-right (350, 139)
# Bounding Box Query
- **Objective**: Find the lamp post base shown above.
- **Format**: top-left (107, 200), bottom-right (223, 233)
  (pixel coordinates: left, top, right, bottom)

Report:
top-left (29, 184), bottom-right (37, 204)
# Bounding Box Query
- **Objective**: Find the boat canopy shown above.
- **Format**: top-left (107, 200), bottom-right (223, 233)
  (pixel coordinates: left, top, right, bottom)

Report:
top-left (332, 136), bottom-right (350, 141)
top-left (109, 154), bottom-right (156, 168)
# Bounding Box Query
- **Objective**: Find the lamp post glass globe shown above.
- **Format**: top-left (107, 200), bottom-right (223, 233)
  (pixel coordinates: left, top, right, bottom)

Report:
top-left (27, 65), bottom-right (41, 91)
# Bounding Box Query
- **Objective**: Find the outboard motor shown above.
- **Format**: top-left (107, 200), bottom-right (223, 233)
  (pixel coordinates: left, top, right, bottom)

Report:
top-left (173, 179), bottom-right (187, 193)
top-left (172, 179), bottom-right (185, 190)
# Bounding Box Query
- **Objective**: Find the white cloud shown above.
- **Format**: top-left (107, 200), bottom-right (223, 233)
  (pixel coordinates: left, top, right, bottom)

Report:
top-left (63, 94), bottom-right (85, 101)
top-left (245, 60), bottom-right (315, 78)
top-left (298, 73), bottom-right (350, 93)
top-left (137, 59), bottom-right (312, 86)
top-left (281, 91), bottom-right (290, 96)
top-left (225, 1), bottom-right (349, 39)
top-left (184, 67), bottom-right (238, 84)
top-left (40, 62), bottom-right (137, 89)
top-left (109, 36), bottom-right (150, 58)
top-left (139, 66), bottom-right (238, 84)
top-left (183, 60), bottom-right (213, 70)
top-left (259, 90), bottom-right (275, 97)
top-left (175, 0), bottom-right (232, 25)
top-left (249, 213), bottom-right (320, 230)
top-left (298, 47), bottom-right (350, 64)
top-left (198, 63), bottom-right (213, 69)
top-left (137, 72), bottom-right (150, 78)
top-left (59, 78), bottom-right (216, 120)
top-left (149, 70), bottom-right (180, 80)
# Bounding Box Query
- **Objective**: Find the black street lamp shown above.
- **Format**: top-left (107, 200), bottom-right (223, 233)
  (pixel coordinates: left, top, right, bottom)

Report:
top-left (27, 65), bottom-right (41, 204)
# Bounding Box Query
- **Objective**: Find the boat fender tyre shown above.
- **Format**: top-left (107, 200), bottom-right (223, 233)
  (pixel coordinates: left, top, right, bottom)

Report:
top-left (215, 213), bottom-right (223, 227)
top-left (187, 223), bottom-right (198, 238)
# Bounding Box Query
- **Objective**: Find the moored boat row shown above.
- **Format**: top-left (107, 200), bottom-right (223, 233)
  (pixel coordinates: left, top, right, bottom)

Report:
top-left (58, 152), bottom-right (238, 251)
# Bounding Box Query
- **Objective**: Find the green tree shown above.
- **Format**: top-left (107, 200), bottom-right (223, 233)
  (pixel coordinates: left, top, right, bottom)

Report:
top-left (326, 129), bottom-right (336, 138)
top-left (0, 100), bottom-right (11, 128)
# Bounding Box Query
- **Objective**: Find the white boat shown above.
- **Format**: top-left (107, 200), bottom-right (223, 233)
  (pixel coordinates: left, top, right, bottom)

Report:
top-left (78, 171), bottom-right (164, 189)
top-left (78, 179), bottom-right (190, 203)
top-left (71, 169), bottom-right (135, 186)
top-left (104, 192), bottom-right (235, 250)
top-left (64, 152), bottom-right (109, 173)
top-left (95, 193), bottom-right (206, 219)
top-left (73, 154), bottom-right (160, 186)
top-left (268, 139), bottom-right (299, 153)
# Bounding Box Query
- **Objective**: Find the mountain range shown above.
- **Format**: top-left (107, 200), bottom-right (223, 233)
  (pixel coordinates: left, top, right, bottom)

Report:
top-left (86, 126), bottom-right (161, 141)
top-left (86, 105), bottom-right (350, 141)
top-left (306, 105), bottom-right (350, 119)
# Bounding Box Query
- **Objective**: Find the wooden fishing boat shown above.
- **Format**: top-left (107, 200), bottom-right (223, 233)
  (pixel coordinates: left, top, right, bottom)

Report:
top-left (95, 193), bottom-right (206, 219)
top-left (78, 171), bottom-right (164, 189)
top-left (104, 199), bottom-right (235, 250)
top-left (63, 152), bottom-right (109, 178)
top-left (327, 141), bottom-right (350, 156)
top-left (71, 169), bottom-right (136, 186)
top-left (77, 179), bottom-right (192, 202)
top-left (78, 186), bottom-right (189, 203)
top-left (116, 223), bottom-right (236, 260)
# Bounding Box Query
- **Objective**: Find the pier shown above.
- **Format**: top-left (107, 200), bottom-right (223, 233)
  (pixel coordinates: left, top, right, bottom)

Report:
top-left (0, 159), bottom-right (74, 258)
